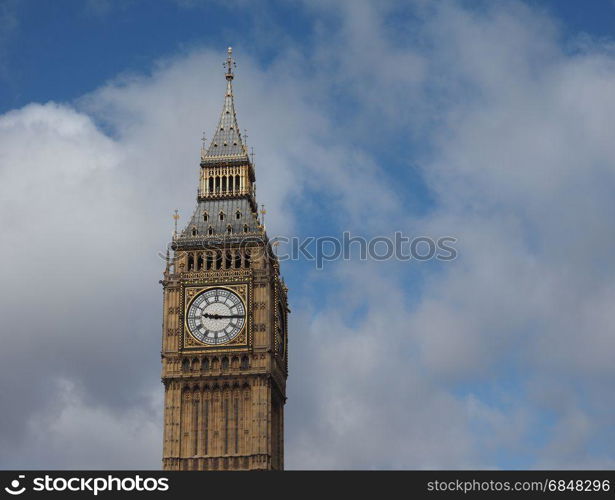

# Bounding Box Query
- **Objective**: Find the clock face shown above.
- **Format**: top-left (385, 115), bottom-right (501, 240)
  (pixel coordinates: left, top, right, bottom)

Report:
top-left (186, 287), bottom-right (246, 345)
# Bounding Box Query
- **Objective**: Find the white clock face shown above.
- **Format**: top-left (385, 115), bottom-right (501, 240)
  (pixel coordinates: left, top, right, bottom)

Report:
top-left (186, 288), bottom-right (246, 345)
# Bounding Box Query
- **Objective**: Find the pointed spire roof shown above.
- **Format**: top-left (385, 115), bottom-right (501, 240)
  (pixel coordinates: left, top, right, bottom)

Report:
top-left (201, 47), bottom-right (248, 162)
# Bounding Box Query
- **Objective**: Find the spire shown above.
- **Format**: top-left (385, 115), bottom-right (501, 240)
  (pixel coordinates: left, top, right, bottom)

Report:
top-left (202, 47), bottom-right (247, 161)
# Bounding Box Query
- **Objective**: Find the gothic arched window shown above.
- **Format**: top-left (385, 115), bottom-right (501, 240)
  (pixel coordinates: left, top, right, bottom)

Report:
top-left (203, 211), bottom-right (208, 222)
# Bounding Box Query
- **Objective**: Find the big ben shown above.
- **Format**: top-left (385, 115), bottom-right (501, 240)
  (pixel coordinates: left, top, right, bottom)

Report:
top-left (160, 47), bottom-right (289, 471)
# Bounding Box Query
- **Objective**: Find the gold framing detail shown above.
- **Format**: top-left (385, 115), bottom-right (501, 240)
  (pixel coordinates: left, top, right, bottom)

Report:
top-left (181, 282), bottom-right (252, 353)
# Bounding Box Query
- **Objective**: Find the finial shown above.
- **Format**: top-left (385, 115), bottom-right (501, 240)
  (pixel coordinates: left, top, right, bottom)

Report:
top-left (200, 132), bottom-right (207, 156)
top-left (260, 205), bottom-right (266, 226)
top-left (172, 209), bottom-right (180, 236)
top-left (225, 46), bottom-right (236, 81)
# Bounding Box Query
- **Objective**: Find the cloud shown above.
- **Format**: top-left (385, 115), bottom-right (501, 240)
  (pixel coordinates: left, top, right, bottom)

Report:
top-left (0, 102), bottom-right (160, 467)
top-left (0, 41), bottom-right (399, 468)
top-left (284, 0), bottom-right (615, 468)
top-left (1, 0), bottom-right (615, 469)
top-left (16, 380), bottom-right (161, 469)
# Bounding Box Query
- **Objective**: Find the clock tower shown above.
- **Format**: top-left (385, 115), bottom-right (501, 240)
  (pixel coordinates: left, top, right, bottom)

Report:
top-left (160, 48), bottom-right (289, 471)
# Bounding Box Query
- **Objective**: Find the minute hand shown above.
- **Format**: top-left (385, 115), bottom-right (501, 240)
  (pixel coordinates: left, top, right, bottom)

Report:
top-left (203, 313), bottom-right (245, 319)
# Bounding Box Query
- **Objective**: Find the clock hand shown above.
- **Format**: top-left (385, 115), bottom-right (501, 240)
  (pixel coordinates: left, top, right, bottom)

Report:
top-left (202, 312), bottom-right (223, 320)
top-left (202, 312), bottom-right (245, 319)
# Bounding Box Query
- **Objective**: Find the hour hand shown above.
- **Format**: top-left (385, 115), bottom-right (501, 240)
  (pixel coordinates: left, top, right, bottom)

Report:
top-left (202, 312), bottom-right (222, 320)
top-left (202, 312), bottom-right (244, 319)
top-left (203, 313), bottom-right (244, 319)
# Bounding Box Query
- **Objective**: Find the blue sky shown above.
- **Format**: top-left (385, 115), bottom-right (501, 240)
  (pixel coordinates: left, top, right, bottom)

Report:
top-left (3, 0), bottom-right (615, 113)
top-left (0, 0), bottom-right (307, 112)
top-left (1, 0), bottom-right (615, 469)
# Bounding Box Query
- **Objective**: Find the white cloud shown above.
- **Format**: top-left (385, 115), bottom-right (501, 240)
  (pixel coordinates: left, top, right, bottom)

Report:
top-left (284, 0), bottom-right (615, 468)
